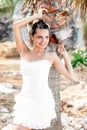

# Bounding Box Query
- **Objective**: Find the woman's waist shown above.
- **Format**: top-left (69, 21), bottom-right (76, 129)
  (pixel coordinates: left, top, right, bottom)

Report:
top-left (21, 85), bottom-right (50, 94)
top-left (16, 88), bottom-right (53, 102)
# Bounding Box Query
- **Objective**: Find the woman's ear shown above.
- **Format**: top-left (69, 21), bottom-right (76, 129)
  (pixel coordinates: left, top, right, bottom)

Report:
top-left (30, 34), bottom-right (33, 41)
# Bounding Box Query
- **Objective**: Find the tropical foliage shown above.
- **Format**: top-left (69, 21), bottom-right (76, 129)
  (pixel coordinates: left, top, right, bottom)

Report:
top-left (0, 0), bottom-right (23, 16)
top-left (71, 0), bottom-right (87, 21)
top-left (0, 0), bottom-right (87, 20)
top-left (71, 49), bottom-right (87, 68)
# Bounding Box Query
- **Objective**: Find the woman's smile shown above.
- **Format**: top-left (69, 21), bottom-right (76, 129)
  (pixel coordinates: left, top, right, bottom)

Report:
top-left (39, 42), bottom-right (47, 47)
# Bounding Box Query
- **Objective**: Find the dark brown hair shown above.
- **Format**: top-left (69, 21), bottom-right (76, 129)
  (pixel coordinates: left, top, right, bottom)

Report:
top-left (31, 19), bottom-right (50, 35)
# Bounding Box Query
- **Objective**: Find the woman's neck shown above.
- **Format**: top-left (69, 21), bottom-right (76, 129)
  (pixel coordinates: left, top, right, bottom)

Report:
top-left (33, 47), bottom-right (45, 54)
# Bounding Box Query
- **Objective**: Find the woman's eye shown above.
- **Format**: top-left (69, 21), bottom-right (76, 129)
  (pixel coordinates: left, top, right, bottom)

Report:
top-left (46, 36), bottom-right (49, 39)
top-left (37, 36), bottom-right (42, 39)
top-left (37, 36), bottom-right (49, 40)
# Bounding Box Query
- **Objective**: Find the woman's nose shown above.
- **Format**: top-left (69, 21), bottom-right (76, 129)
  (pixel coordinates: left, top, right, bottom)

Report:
top-left (41, 38), bottom-right (45, 43)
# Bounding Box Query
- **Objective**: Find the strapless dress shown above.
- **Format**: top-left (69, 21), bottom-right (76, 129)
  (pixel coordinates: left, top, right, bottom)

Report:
top-left (13, 59), bottom-right (56, 129)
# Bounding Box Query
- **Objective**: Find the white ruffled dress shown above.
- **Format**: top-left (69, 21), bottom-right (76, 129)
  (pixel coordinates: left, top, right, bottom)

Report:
top-left (13, 59), bottom-right (56, 129)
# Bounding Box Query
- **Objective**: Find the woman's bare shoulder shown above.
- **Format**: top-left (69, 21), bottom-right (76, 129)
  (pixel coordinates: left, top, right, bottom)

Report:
top-left (46, 50), bottom-right (58, 63)
top-left (47, 50), bottom-right (57, 57)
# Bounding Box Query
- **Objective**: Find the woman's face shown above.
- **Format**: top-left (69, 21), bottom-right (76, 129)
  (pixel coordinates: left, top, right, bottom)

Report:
top-left (31, 29), bottom-right (50, 49)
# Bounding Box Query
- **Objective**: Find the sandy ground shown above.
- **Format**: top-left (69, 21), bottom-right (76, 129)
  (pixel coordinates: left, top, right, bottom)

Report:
top-left (0, 57), bottom-right (22, 88)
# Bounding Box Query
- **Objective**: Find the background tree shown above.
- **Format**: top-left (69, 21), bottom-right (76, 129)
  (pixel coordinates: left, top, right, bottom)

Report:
top-left (0, 0), bottom-right (23, 41)
top-left (71, 0), bottom-right (87, 21)
top-left (0, 0), bottom-right (23, 16)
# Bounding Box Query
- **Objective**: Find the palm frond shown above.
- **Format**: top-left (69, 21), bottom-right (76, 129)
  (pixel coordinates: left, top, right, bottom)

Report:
top-left (71, 0), bottom-right (87, 20)
top-left (0, 0), bottom-right (23, 16)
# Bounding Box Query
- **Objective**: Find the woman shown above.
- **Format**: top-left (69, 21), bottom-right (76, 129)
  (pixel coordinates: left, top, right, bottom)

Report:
top-left (13, 8), bottom-right (74, 130)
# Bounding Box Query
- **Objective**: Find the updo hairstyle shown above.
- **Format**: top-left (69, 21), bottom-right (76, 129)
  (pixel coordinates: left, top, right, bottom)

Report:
top-left (30, 19), bottom-right (50, 36)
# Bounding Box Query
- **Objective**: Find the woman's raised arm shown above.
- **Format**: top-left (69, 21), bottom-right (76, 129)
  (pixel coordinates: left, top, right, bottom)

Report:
top-left (13, 8), bottom-right (47, 56)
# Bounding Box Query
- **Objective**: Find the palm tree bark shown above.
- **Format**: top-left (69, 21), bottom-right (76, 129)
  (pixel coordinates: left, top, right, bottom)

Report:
top-left (46, 65), bottom-right (62, 130)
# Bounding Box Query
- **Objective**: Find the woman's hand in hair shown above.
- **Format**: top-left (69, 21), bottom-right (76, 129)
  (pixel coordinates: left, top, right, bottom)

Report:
top-left (37, 7), bottom-right (48, 18)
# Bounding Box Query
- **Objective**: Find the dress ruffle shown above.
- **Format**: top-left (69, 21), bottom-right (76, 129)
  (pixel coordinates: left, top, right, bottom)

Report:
top-left (13, 93), bottom-right (56, 129)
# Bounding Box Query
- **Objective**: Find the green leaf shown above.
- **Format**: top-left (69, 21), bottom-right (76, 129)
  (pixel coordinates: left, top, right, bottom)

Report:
top-left (71, 49), bottom-right (87, 68)
top-left (0, 0), bottom-right (23, 16)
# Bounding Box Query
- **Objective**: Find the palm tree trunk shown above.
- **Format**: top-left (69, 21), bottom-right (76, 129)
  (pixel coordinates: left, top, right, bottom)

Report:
top-left (46, 65), bottom-right (62, 130)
